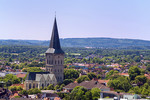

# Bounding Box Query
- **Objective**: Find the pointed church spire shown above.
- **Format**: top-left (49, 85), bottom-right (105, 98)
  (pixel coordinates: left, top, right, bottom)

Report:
top-left (46, 17), bottom-right (64, 54)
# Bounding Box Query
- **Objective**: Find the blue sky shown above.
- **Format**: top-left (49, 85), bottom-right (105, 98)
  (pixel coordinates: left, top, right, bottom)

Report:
top-left (0, 0), bottom-right (150, 40)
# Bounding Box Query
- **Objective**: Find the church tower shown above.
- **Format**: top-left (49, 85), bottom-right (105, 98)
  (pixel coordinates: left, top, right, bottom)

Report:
top-left (45, 17), bottom-right (64, 83)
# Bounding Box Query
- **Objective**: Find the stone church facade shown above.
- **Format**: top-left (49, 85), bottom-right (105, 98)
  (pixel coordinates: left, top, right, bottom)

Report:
top-left (24, 17), bottom-right (64, 90)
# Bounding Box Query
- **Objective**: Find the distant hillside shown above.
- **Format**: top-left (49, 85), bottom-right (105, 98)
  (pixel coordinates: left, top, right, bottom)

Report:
top-left (1, 38), bottom-right (150, 49)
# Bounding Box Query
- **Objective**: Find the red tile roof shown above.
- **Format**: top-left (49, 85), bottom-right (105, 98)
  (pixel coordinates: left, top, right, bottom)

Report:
top-left (64, 83), bottom-right (78, 89)
top-left (54, 97), bottom-right (61, 100)
top-left (11, 84), bottom-right (24, 89)
top-left (98, 80), bottom-right (109, 84)
top-left (119, 73), bottom-right (129, 76)
top-left (16, 73), bottom-right (26, 78)
top-left (144, 74), bottom-right (150, 79)
top-left (64, 80), bottom-right (110, 90)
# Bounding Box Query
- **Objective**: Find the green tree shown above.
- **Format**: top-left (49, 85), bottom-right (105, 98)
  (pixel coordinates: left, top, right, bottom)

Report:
top-left (146, 66), bottom-right (150, 72)
top-left (8, 58), bottom-right (12, 62)
top-left (85, 90), bottom-right (93, 100)
top-left (69, 86), bottom-right (87, 100)
top-left (59, 84), bottom-right (65, 91)
top-left (106, 70), bottom-right (119, 79)
top-left (141, 88), bottom-right (149, 95)
top-left (47, 84), bottom-right (54, 90)
top-left (128, 66), bottom-right (142, 80)
top-left (76, 75), bottom-right (90, 83)
top-left (135, 75), bottom-right (147, 86)
top-left (108, 76), bottom-right (132, 92)
top-left (22, 67), bottom-right (44, 72)
top-left (63, 79), bottom-right (74, 85)
top-left (10, 86), bottom-right (17, 92)
top-left (4, 74), bottom-right (21, 85)
top-left (12, 77), bottom-right (21, 84)
top-left (19, 90), bottom-right (28, 96)
top-left (64, 69), bottom-right (79, 79)
top-left (87, 72), bottom-right (97, 80)
top-left (91, 88), bottom-right (101, 100)
top-left (54, 85), bottom-right (59, 90)
top-left (28, 88), bottom-right (41, 95)
top-left (14, 96), bottom-right (21, 98)
top-left (133, 56), bottom-right (141, 62)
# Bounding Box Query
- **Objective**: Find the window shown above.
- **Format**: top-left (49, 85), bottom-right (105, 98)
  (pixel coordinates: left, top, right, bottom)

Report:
top-left (42, 84), bottom-right (44, 89)
top-left (61, 60), bottom-right (62, 64)
top-left (33, 84), bottom-right (35, 88)
top-left (60, 69), bottom-right (62, 72)
top-left (47, 84), bottom-right (49, 86)
top-left (58, 60), bottom-right (59, 64)
top-left (58, 69), bottom-right (59, 72)
top-left (29, 83), bottom-right (31, 89)
top-left (55, 69), bottom-right (56, 72)
top-left (36, 84), bottom-right (38, 88)
top-left (55, 60), bottom-right (56, 64)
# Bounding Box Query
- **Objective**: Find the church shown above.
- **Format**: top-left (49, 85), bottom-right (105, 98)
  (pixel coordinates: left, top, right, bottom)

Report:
top-left (24, 17), bottom-right (64, 90)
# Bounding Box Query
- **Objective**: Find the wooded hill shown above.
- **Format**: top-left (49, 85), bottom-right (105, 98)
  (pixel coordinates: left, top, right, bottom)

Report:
top-left (1, 38), bottom-right (150, 49)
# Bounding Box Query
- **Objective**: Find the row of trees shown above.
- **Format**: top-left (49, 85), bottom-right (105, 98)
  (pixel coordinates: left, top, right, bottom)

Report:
top-left (1, 45), bottom-right (150, 63)
top-left (63, 69), bottom-right (99, 84)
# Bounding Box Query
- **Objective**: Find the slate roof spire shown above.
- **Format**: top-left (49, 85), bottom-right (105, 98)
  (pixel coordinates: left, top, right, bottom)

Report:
top-left (46, 17), bottom-right (64, 54)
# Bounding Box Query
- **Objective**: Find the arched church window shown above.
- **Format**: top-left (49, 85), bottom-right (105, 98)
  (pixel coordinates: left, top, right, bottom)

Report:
top-left (33, 84), bottom-right (35, 88)
top-left (58, 69), bottom-right (59, 72)
top-left (29, 83), bottom-right (31, 89)
top-left (58, 60), bottom-right (59, 65)
top-left (47, 84), bottom-right (49, 86)
top-left (42, 84), bottom-right (44, 89)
